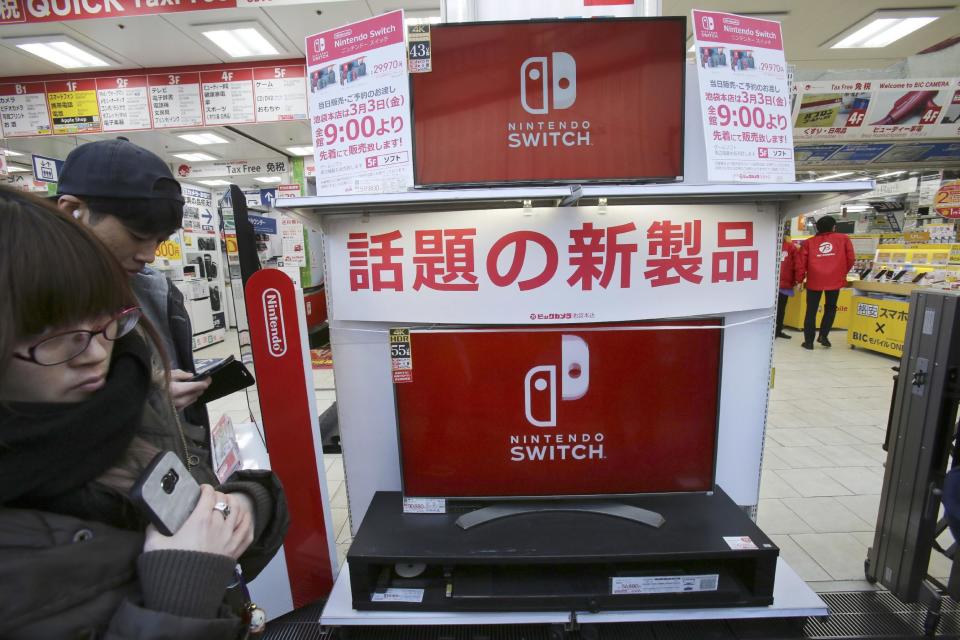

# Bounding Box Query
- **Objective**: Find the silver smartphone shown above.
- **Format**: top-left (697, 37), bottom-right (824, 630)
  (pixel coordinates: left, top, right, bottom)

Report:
top-left (130, 451), bottom-right (202, 536)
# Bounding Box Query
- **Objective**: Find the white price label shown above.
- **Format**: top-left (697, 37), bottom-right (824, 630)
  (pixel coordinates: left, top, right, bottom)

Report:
top-left (402, 497), bottom-right (446, 514)
top-left (723, 536), bottom-right (758, 550)
top-left (611, 574), bottom-right (719, 595)
top-left (371, 588), bottom-right (424, 603)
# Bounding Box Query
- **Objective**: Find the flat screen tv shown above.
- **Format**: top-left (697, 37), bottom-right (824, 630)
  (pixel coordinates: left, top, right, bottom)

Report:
top-left (394, 320), bottom-right (722, 500)
top-left (411, 18), bottom-right (687, 186)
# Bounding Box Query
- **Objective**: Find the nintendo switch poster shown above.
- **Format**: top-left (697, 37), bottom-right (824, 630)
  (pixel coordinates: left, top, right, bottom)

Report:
top-left (692, 10), bottom-right (794, 183)
top-left (395, 321), bottom-right (722, 498)
top-left (411, 19), bottom-right (686, 185)
top-left (322, 203), bottom-right (777, 324)
top-left (793, 78), bottom-right (960, 142)
top-left (304, 10), bottom-right (414, 196)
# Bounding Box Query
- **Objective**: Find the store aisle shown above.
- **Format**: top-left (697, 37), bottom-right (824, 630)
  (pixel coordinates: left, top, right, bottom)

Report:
top-left (761, 328), bottom-right (951, 592)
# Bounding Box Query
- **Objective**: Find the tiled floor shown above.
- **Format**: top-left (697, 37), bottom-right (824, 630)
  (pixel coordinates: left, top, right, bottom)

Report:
top-left (763, 326), bottom-right (952, 592)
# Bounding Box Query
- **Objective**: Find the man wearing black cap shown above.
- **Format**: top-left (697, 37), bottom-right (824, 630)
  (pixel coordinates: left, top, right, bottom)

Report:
top-left (56, 138), bottom-right (211, 415)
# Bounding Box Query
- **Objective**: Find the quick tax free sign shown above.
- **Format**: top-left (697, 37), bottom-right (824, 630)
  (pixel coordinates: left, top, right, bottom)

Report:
top-left (0, 0), bottom-right (234, 24)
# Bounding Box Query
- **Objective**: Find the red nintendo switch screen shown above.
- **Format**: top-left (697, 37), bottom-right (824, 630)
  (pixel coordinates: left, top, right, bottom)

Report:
top-left (411, 18), bottom-right (686, 186)
top-left (395, 320), bottom-right (721, 499)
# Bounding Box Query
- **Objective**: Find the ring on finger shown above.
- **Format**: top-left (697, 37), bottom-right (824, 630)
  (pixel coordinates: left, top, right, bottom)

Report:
top-left (212, 501), bottom-right (231, 520)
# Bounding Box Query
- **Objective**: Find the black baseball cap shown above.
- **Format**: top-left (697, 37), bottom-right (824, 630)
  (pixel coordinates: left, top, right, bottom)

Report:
top-left (57, 138), bottom-right (184, 204)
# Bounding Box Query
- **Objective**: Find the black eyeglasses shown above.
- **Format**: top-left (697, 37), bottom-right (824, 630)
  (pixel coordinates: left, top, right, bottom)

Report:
top-left (14, 307), bottom-right (142, 366)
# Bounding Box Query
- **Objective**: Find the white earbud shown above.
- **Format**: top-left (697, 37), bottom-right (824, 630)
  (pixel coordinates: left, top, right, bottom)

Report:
top-left (72, 210), bottom-right (81, 219)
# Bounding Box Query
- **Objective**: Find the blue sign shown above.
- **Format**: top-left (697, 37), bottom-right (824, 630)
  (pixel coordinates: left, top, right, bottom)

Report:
top-left (919, 142), bottom-right (960, 163)
top-left (260, 188), bottom-right (277, 208)
top-left (794, 144), bottom-right (843, 165)
top-left (32, 154), bottom-right (64, 183)
top-left (249, 214), bottom-right (277, 235)
top-left (828, 143), bottom-right (893, 163)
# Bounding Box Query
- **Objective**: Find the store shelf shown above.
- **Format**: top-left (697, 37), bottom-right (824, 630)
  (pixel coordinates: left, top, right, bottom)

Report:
top-left (853, 281), bottom-right (919, 296)
top-left (281, 181), bottom-right (874, 216)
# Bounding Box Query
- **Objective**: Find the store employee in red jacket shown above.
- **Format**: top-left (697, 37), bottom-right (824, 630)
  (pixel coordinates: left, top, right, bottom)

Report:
top-left (795, 215), bottom-right (855, 350)
top-left (776, 230), bottom-right (799, 339)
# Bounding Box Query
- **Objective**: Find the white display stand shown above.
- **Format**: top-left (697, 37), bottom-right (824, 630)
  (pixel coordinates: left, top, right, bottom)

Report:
top-left (320, 558), bottom-right (825, 626)
top-left (279, 66), bottom-right (871, 627)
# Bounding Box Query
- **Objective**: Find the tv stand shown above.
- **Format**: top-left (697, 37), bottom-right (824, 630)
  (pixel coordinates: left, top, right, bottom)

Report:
top-left (455, 500), bottom-right (665, 530)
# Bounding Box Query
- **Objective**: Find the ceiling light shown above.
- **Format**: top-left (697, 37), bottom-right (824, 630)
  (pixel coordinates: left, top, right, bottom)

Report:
top-left (172, 152), bottom-right (217, 162)
top-left (197, 179), bottom-right (231, 186)
top-left (404, 16), bottom-right (441, 27)
top-left (826, 9), bottom-right (949, 49)
top-left (199, 23), bottom-right (280, 58)
top-left (254, 176), bottom-right (282, 183)
top-left (814, 172), bottom-right (855, 181)
top-left (179, 132), bottom-right (230, 145)
top-left (876, 170), bottom-right (906, 179)
top-left (7, 164), bottom-right (30, 172)
top-left (286, 146), bottom-right (314, 156)
top-left (2, 149), bottom-right (24, 157)
top-left (10, 37), bottom-right (112, 68)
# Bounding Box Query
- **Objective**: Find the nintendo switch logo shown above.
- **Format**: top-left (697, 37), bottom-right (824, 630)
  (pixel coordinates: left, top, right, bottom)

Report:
top-left (314, 37), bottom-right (326, 53)
top-left (520, 52), bottom-right (576, 115)
top-left (524, 335), bottom-right (589, 427)
top-left (701, 15), bottom-right (715, 30)
top-left (263, 288), bottom-right (287, 357)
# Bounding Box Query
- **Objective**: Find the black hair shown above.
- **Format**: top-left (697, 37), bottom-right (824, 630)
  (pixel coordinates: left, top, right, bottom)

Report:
top-left (82, 192), bottom-right (184, 237)
top-left (816, 216), bottom-right (836, 234)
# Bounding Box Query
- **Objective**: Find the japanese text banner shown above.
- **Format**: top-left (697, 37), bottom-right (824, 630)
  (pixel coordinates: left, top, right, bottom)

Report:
top-left (323, 205), bottom-right (778, 323)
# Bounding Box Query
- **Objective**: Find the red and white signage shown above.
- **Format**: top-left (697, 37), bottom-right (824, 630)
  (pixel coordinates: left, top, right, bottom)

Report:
top-left (148, 72), bottom-right (203, 129)
top-left (0, 0), bottom-right (234, 24)
top-left (0, 82), bottom-right (52, 137)
top-left (253, 65), bottom-right (308, 122)
top-left (692, 11), bottom-right (794, 183)
top-left (411, 19), bottom-right (686, 185)
top-left (96, 75), bottom-right (151, 131)
top-left (46, 78), bottom-right (101, 134)
top-left (305, 10), bottom-right (414, 195)
top-left (201, 69), bottom-right (255, 126)
top-left (396, 321), bottom-right (721, 498)
top-left (935, 180), bottom-right (960, 219)
top-left (793, 78), bottom-right (960, 141)
top-left (323, 204), bottom-right (777, 323)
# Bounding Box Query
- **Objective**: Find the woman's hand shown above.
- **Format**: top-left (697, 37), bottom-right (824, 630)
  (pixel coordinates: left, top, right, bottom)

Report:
top-left (143, 485), bottom-right (249, 559)
top-left (224, 492), bottom-right (255, 557)
top-left (169, 369), bottom-right (212, 410)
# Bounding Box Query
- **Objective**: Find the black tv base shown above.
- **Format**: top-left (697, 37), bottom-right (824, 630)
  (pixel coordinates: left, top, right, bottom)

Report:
top-left (347, 489), bottom-right (778, 613)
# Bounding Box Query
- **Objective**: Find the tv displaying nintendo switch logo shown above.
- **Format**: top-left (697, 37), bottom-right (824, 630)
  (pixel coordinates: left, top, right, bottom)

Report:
top-left (520, 52), bottom-right (576, 115)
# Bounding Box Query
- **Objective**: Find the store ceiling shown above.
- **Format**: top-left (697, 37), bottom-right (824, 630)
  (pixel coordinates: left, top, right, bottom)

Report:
top-left (1, 0), bottom-right (958, 183)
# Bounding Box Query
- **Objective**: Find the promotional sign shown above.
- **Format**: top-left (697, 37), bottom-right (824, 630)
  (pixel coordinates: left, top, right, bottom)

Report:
top-left (253, 66), bottom-right (308, 122)
top-left (412, 19), bottom-right (685, 185)
top-left (0, 0), bottom-right (235, 24)
top-left (919, 172), bottom-right (943, 207)
top-left (201, 69), bottom-right (255, 126)
top-left (245, 269), bottom-right (337, 606)
top-left (848, 296), bottom-right (909, 357)
top-left (249, 214), bottom-right (278, 235)
top-left (323, 204), bottom-right (777, 323)
top-left (281, 217), bottom-right (306, 266)
top-left (305, 10), bottom-right (415, 195)
top-left (395, 321), bottom-right (721, 498)
top-left (148, 72), bottom-right (204, 129)
top-left (793, 78), bottom-right (960, 141)
top-left (692, 11), bottom-right (794, 182)
top-left (935, 180), bottom-right (960, 219)
top-left (277, 183), bottom-right (302, 198)
top-left (96, 75), bottom-right (152, 131)
top-left (46, 79), bottom-right (101, 134)
top-left (31, 153), bottom-right (63, 183)
top-left (0, 82), bottom-right (52, 136)
top-left (174, 157), bottom-right (289, 180)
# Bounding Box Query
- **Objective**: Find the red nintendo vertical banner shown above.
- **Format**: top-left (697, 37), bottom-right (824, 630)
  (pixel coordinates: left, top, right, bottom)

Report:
top-left (246, 269), bottom-right (335, 607)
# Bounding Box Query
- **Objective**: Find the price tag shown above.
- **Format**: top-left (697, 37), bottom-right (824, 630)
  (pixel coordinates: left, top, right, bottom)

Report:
top-left (611, 575), bottom-right (719, 595)
top-left (723, 536), bottom-right (758, 550)
top-left (371, 588), bottom-right (424, 603)
top-left (390, 327), bottom-right (413, 383)
top-left (402, 497), bottom-right (446, 514)
top-left (407, 23), bottom-right (432, 73)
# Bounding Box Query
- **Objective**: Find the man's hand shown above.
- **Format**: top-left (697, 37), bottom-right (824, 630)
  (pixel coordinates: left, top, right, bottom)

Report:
top-left (169, 369), bottom-right (212, 410)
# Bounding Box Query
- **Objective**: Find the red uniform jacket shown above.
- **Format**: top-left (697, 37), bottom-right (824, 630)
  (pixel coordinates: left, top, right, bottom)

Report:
top-left (795, 232), bottom-right (855, 291)
top-left (780, 240), bottom-right (798, 289)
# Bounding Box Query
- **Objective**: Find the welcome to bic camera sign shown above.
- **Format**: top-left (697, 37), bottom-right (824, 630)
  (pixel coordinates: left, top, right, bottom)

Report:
top-left (323, 203), bottom-right (778, 324)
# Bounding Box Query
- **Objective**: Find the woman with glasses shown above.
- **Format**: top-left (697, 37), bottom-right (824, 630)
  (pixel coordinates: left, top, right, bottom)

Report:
top-left (0, 187), bottom-right (286, 639)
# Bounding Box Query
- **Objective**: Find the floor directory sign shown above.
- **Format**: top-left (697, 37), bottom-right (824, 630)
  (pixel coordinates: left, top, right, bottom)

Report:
top-left (305, 9), bottom-right (414, 196)
top-left (0, 82), bottom-right (52, 137)
top-left (692, 10), bottom-right (794, 183)
top-left (96, 75), bottom-right (152, 131)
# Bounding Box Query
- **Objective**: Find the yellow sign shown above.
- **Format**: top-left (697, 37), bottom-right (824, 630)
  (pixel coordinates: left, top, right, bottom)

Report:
top-left (847, 296), bottom-right (909, 357)
top-left (903, 231), bottom-right (930, 244)
top-left (225, 234), bottom-right (238, 255)
top-left (155, 239), bottom-right (182, 262)
top-left (48, 88), bottom-right (100, 135)
top-left (783, 288), bottom-right (853, 331)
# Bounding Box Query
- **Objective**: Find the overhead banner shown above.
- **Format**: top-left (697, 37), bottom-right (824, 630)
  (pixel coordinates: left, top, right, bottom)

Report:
top-left (323, 204), bottom-right (778, 323)
top-left (174, 157), bottom-right (290, 180)
top-left (0, 63), bottom-right (308, 138)
top-left (793, 78), bottom-right (960, 141)
top-left (692, 10), bottom-right (794, 183)
top-left (305, 9), bottom-right (415, 196)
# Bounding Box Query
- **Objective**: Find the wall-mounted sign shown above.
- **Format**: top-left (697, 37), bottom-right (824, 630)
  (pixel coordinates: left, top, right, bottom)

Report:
top-left (253, 66), bottom-right (308, 122)
top-left (201, 69), bottom-right (255, 126)
top-left (31, 153), bottom-right (63, 183)
top-left (0, 82), bottom-right (52, 137)
top-left (174, 157), bottom-right (289, 179)
top-left (46, 79), bottom-right (100, 134)
top-left (96, 75), bottom-right (152, 131)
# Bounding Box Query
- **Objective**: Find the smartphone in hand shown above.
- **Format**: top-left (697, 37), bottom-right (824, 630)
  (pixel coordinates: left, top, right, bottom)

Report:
top-left (130, 451), bottom-right (202, 536)
top-left (190, 356), bottom-right (235, 382)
